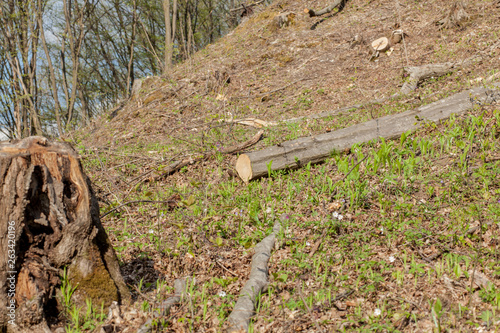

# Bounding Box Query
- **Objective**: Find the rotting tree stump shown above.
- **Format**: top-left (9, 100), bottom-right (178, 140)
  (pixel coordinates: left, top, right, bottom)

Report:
top-left (0, 136), bottom-right (130, 332)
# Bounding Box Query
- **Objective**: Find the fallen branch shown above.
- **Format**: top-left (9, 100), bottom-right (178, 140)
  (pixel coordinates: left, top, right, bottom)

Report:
top-left (235, 85), bottom-right (499, 182)
top-left (137, 277), bottom-right (194, 333)
top-left (400, 41), bottom-right (500, 95)
top-left (226, 215), bottom-right (283, 332)
top-left (401, 62), bottom-right (456, 95)
top-left (230, 0), bottom-right (265, 12)
top-left (219, 118), bottom-right (277, 128)
top-left (304, 0), bottom-right (346, 17)
top-left (101, 199), bottom-right (178, 218)
top-left (155, 130), bottom-right (263, 179)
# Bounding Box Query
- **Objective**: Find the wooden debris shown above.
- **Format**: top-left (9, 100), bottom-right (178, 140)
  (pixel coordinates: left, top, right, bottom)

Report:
top-left (235, 85), bottom-right (499, 182)
top-left (437, 1), bottom-right (469, 30)
top-left (304, 0), bottom-right (346, 17)
top-left (229, 0), bottom-right (265, 12)
top-left (370, 30), bottom-right (406, 59)
top-left (0, 137), bottom-right (130, 330)
top-left (207, 70), bottom-right (231, 92)
top-left (349, 34), bottom-right (364, 49)
top-left (154, 130), bottom-right (263, 180)
top-left (226, 216), bottom-right (282, 332)
top-left (220, 118), bottom-right (277, 128)
top-left (371, 37), bottom-right (390, 52)
top-left (401, 62), bottom-right (455, 95)
top-left (468, 270), bottom-right (493, 290)
top-left (274, 12), bottom-right (296, 28)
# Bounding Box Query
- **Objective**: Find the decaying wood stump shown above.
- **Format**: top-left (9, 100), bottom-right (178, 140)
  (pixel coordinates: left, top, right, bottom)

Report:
top-left (274, 12), bottom-right (296, 28)
top-left (0, 136), bottom-right (130, 331)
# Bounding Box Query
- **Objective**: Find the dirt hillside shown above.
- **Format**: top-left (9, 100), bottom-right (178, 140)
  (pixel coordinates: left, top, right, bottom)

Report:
top-left (72, 0), bottom-right (500, 332)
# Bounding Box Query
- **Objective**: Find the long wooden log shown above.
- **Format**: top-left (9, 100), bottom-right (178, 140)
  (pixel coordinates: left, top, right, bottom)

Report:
top-left (0, 137), bottom-right (130, 331)
top-left (235, 85), bottom-right (499, 182)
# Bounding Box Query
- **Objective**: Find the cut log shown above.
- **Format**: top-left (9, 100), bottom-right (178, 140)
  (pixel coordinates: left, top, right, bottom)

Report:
top-left (235, 85), bottom-right (499, 182)
top-left (152, 130), bottom-right (263, 181)
top-left (0, 136), bottom-right (130, 331)
top-left (304, 0), bottom-right (346, 17)
top-left (371, 37), bottom-right (390, 52)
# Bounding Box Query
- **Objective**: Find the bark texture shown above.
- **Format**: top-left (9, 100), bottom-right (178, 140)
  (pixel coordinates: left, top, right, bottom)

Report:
top-left (236, 85), bottom-right (499, 182)
top-left (0, 136), bottom-right (130, 331)
top-left (226, 217), bottom-right (282, 332)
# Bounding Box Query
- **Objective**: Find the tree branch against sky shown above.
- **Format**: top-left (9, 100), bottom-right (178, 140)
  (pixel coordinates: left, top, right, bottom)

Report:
top-left (0, 0), bottom-right (247, 138)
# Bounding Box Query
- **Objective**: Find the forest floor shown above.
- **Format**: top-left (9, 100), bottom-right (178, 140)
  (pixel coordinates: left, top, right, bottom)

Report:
top-left (71, 0), bottom-right (500, 331)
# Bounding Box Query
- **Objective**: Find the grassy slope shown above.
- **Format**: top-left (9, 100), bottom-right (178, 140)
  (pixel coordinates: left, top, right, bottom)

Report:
top-left (72, 0), bottom-right (500, 331)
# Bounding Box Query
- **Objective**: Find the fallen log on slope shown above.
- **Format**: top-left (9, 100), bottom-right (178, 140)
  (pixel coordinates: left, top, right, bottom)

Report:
top-left (235, 84), bottom-right (499, 182)
top-left (226, 216), bottom-right (282, 332)
top-left (0, 137), bottom-right (130, 331)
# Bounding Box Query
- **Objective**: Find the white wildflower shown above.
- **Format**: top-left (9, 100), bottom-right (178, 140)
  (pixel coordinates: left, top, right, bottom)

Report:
top-left (332, 212), bottom-right (339, 218)
top-left (218, 291), bottom-right (227, 297)
top-left (374, 308), bottom-right (382, 316)
top-left (338, 214), bottom-right (343, 221)
top-left (148, 229), bottom-right (154, 234)
top-left (389, 256), bottom-right (396, 263)
top-left (306, 241), bottom-right (311, 247)
top-left (266, 207), bottom-right (272, 214)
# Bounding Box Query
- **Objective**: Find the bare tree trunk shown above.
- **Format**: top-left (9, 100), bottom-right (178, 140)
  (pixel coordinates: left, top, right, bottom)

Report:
top-left (162, 0), bottom-right (178, 73)
top-left (0, 136), bottom-right (130, 331)
top-left (37, 1), bottom-right (63, 136)
top-left (126, 0), bottom-right (137, 96)
top-left (163, 0), bottom-right (172, 72)
top-left (63, 0), bottom-right (88, 129)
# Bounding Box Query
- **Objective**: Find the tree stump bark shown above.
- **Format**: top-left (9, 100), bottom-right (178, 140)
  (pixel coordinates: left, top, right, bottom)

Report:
top-left (0, 136), bottom-right (130, 332)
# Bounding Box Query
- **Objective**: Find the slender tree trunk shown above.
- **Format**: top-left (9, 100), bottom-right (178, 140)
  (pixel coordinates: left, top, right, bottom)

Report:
top-left (162, 0), bottom-right (177, 73)
top-left (37, 1), bottom-right (63, 136)
top-left (163, 0), bottom-right (172, 72)
top-left (126, 0), bottom-right (137, 96)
